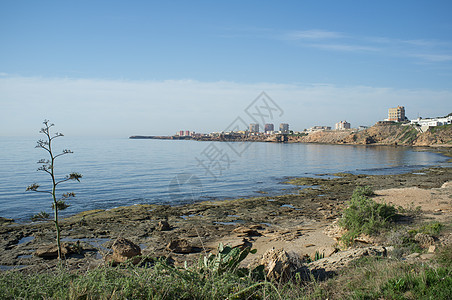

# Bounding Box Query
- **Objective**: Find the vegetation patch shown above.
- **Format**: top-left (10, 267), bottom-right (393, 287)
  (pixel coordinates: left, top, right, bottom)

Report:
top-left (339, 186), bottom-right (398, 246)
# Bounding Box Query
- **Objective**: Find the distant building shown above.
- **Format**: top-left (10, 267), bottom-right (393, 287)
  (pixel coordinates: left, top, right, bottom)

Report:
top-left (185, 130), bottom-right (190, 136)
top-left (335, 120), bottom-right (351, 130)
top-left (387, 106), bottom-right (406, 122)
top-left (249, 123), bottom-right (259, 133)
top-left (279, 123), bottom-right (289, 134)
top-left (358, 126), bottom-right (369, 131)
top-left (308, 126), bottom-right (331, 133)
top-left (410, 116), bottom-right (452, 132)
top-left (178, 130), bottom-right (184, 136)
top-left (264, 123), bottom-right (274, 133)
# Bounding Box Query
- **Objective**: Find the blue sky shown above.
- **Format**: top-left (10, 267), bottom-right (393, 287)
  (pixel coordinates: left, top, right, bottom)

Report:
top-left (1, 0), bottom-right (451, 136)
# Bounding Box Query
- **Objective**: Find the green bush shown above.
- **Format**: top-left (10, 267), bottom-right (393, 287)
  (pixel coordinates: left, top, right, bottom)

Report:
top-left (352, 185), bottom-right (374, 197)
top-left (339, 186), bottom-right (397, 246)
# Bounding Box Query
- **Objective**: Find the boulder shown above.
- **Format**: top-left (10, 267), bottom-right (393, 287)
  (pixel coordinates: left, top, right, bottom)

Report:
top-left (260, 248), bottom-right (299, 282)
top-left (106, 237), bottom-right (141, 265)
top-left (166, 239), bottom-right (193, 253)
top-left (158, 220), bottom-right (171, 231)
top-left (35, 243), bottom-right (73, 258)
top-left (308, 246), bottom-right (387, 276)
top-left (414, 233), bottom-right (434, 248)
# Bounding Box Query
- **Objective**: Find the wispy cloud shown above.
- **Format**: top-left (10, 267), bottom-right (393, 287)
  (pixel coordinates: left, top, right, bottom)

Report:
top-left (410, 53), bottom-right (452, 62)
top-left (306, 43), bottom-right (379, 52)
top-left (285, 29), bottom-right (344, 40)
top-left (282, 29), bottom-right (452, 64)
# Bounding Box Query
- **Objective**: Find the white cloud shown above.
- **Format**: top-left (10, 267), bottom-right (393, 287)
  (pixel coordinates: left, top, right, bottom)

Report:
top-left (306, 43), bottom-right (379, 52)
top-left (283, 29), bottom-right (452, 64)
top-left (286, 29), bottom-right (344, 40)
top-left (0, 76), bottom-right (451, 137)
top-left (410, 53), bottom-right (452, 62)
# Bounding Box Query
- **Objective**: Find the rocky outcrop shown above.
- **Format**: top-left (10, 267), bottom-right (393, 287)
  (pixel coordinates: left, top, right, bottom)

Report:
top-left (414, 233), bottom-right (435, 248)
top-left (297, 123), bottom-right (452, 146)
top-left (259, 248), bottom-right (300, 282)
top-left (157, 220), bottom-right (171, 231)
top-left (105, 238), bottom-right (141, 265)
top-left (35, 243), bottom-right (79, 258)
top-left (307, 246), bottom-right (387, 278)
top-left (166, 239), bottom-right (193, 254)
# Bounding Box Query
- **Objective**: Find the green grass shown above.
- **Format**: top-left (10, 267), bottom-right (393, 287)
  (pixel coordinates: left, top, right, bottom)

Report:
top-left (0, 260), bottom-right (279, 300)
top-left (312, 254), bottom-right (452, 300)
top-left (1, 240), bottom-right (451, 299)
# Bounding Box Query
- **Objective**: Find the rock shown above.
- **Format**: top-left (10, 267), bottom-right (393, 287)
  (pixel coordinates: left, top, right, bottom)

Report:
top-left (221, 238), bottom-right (252, 250)
top-left (157, 220), bottom-right (171, 231)
top-left (308, 246), bottom-right (387, 275)
top-left (406, 252), bottom-right (420, 259)
top-left (166, 239), bottom-right (193, 253)
top-left (315, 246), bottom-right (337, 258)
top-left (232, 225), bottom-right (262, 237)
top-left (428, 245), bottom-right (436, 253)
top-left (0, 217), bottom-right (14, 225)
top-left (323, 222), bottom-right (347, 241)
top-left (106, 237), bottom-right (141, 265)
top-left (420, 253), bottom-right (435, 260)
top-left (35, 243), bottom-right (73, 258)
top-left (414, 233), bottom-right (434, 248)
top-left (386, 246), bottom-right (395, 252)
top-left (260, 248), bottom-right (299, 282)
top-left (354, 234), bottom-right (375, 244)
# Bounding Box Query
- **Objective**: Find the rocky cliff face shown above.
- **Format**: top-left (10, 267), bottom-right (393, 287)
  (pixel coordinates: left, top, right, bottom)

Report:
top-left (296, 123), bottom-right (452, 146)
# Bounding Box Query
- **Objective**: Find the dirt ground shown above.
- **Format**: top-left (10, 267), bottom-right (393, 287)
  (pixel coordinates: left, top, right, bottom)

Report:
top-left (374, 181), bottom-right (452, 223)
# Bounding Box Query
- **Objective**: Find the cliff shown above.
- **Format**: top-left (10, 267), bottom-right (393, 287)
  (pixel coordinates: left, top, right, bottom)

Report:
top-left (296, 123), bottom-right (452, 146)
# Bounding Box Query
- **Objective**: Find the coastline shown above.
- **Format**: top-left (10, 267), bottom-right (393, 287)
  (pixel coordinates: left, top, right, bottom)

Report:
top-left (130, 122), bottom-right (452, 148)
top-left (1, 158), bottom-right (451, 273)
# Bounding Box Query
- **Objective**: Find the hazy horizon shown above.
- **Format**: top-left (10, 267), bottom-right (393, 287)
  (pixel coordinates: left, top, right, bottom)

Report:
top-left (1, 1), bottom-right (451, 137)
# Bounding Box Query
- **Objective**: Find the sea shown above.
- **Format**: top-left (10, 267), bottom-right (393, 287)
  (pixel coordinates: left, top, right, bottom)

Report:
top-left (0, 136), bottom-right (449, 222)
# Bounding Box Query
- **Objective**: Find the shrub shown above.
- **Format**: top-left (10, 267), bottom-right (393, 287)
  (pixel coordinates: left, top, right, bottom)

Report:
top-left (352, 185), bottom-right (374, 197)
top-left (339, 186), bottom-right (397, 246)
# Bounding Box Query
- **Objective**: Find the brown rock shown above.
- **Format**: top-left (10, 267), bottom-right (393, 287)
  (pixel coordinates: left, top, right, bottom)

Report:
top-left (107, 237), bottom-right (141, 265)
top-left (315, 246), bottom-right (338, 258)
top-left (232, 225), bottom-right (262, 237)
top-left (308, 246), bottom-right (387, 274)
top-left (323, 222), bottom-right (347, 241)
top-left (158, 220), bottom-right (171, 231)
top-left (166, 239), bottom-right (193, 253)
top-left (220, 238), bottom-right (252, 250)
top-left (354, 234), bottom-right (375, 244)
top-left (35, 243), bottom-right (72, 258)
top-left (260, 248), bottom-right (298, 282)
top-left (420, 253), bottom-right (435, 260)
top-left (414, 233), bottom-right (434, 248)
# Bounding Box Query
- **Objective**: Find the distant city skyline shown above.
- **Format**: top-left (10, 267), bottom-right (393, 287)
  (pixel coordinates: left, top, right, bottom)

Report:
top-left (1, 1), bottom-right (451, 137)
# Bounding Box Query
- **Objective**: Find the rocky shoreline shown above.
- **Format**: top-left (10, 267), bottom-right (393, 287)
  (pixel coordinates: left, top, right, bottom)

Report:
top-left (1, 148), bottom-right (451, 274)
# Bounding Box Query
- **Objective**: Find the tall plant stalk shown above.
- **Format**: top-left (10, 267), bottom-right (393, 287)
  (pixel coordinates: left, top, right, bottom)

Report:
top-left (27, 120), bottom-right (82, 259)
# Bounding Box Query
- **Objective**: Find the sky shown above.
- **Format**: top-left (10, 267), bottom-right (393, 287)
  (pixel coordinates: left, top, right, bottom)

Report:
top-left (1, 0), bottom-right (451, 137)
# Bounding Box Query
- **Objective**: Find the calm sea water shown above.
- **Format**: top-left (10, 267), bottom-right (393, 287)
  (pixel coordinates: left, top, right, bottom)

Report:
top-left (0, 137), bottom-right (448, 221)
